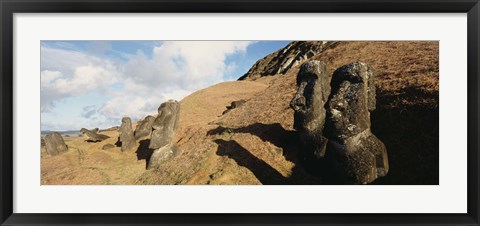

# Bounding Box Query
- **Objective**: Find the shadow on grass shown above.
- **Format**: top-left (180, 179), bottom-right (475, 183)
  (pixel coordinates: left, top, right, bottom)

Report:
top-left (136, 139), bottom-right (154, 170)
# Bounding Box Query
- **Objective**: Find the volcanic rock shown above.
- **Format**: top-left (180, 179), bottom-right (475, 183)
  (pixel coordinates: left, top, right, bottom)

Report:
top-left (44, 132), bottom-right (68, 156)
top-left (324, 62), bottom-right (389, 184)
top-left (134, 115), bottom-right (155, 140)
top-left (290, 61), bottom-right (331, 170)
top-left (147, 100), bottom-right (180, 169)
top-left (119, 117), bottom-right (136, 152)
top-left (80, 128), bottom-right (110, 142)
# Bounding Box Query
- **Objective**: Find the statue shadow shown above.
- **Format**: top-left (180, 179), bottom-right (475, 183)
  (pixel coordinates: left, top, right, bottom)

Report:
top-left (85, 140), bottom-right (102, 143)
top-left (208, 123), bottom-right (323, 185)
top-left (136, 139), bottom-right (154, 169)
top-left (214, 139), bottom-right (287, 185)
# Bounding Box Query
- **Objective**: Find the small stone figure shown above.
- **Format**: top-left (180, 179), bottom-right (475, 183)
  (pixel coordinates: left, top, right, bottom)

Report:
top-left (119, 117), bottom-right (136, 152)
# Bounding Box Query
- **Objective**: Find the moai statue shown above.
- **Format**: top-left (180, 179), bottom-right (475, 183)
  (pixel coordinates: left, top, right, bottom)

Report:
top-left (80, 128), bottom-right (110, 142)
top-left (290, 61), bottom-right (331, 167)
top-left (147, 100), bottom-right (181, 169)
top-left (324, 62), bottom-right (389, 184)
top-left (134, 115), bottom-right (155, 140)
top-left (119, 117), bottom-right (136, 152)
top-left (44, 132), bottom-right (68, 156)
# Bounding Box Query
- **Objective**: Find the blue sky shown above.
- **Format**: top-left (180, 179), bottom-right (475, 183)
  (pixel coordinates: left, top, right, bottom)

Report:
top-left (41, 41), bottom-right (290, 131)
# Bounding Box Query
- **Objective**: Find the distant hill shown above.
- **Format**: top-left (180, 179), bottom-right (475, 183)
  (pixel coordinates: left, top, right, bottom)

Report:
top-left (41, 130), bottom-right (82, 137)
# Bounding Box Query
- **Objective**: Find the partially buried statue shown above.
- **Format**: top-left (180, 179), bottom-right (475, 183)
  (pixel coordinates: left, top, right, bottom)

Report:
top-left (147, 100), bottom-right (180, 169)
top-left (324, 62), bottom-right (389, 184)
top-left (289, 61), bottom-right (331, 169)
top-left (291, 61), bottom-right (389, 184)
top-left (119, 117), bottom-right (136, 152)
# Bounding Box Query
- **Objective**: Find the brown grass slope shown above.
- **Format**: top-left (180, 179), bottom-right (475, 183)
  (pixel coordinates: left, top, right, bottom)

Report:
top-left (139, 41), bottom-right (439, 185)
top-left (42, 41), bottom-right (438, 185)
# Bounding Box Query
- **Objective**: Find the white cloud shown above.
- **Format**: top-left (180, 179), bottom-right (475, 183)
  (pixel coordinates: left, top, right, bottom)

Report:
top-left (41, 41), bottom-right (254, 130)
top-left (41, 46), bottom-right (121, 113)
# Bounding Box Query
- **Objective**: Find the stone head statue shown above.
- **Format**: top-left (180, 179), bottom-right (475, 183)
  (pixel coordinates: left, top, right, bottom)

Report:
top-left (290, 60), bottom-right (331, 134)
top-left (325, 61), bottom-right (376, 141)
top-left (290, 61), bottom-right (331, 163)
top-left (149, 100), bottom-right (180, 150)
top-left (324, 62), bottom-right (388, 184)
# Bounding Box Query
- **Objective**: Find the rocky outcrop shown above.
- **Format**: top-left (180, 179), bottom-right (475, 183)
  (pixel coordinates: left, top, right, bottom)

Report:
top-left (119, 117), bottom-right (136, 152)
top-left (290, 61), bottom-right (331, 164)
top-left (324, 62), bottom-right (389, 184)
top-left (44, 132), bottom-right (68, 156)
top-left (80, 128), bottom-right (110, 142)
top-left (222, 99), bottom-right (246, 115)
top-left (238, 41), bottom-right (336, 80)
top-left (148, 100), bottom-right (180, 169)
top-left (134, 115), bottom-right (155, 140)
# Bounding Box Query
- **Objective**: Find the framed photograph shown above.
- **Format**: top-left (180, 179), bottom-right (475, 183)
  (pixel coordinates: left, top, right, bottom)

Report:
top-left (1, 0), bottom-right (479, 225)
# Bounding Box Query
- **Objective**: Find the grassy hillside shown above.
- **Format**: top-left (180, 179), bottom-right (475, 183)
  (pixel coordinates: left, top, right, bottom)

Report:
top-left (42, 41), bottom-right (439, 185)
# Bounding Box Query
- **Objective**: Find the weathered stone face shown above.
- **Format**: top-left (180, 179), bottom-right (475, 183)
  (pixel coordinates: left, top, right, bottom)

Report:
top-left (291, 61), bottom-right (331, 133)
top-left (149, 100), bottom-right (180, 149)
top-left (119, 117), bottom-right (136, 152)
top-left (324, 62), bottom-right (388, 184)
top-left (44, 132), bottom-right (68, 156)
top-left (290, 61), bottom-right (331, 160)
top-left (134, 115), bottom-right (155, 140)
top-left (324, 62), bottom-right (376, 141)
top-left (80, 128), bottom-right (110, 142)
top-left (147, 100), bottom-right (181, 169)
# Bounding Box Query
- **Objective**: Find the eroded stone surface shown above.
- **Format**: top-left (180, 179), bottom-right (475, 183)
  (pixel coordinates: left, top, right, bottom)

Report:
top-left (290, 61), bottom-right (331, 162)
top-left (119, 117), bottom-right (136, 152)
top-left (44, 132), bottom-right (68, 156)
top-left (147, 143), bottom-right (179, 170)
top-left (147, 100), bottom-right (181, 169)
top-left (80, 128), bottom-right (110, 142)
top-left (149, 100), bottom-right (180, 149)
top-left (324, 62), bottom-right (389, 184)
top-left (134, 115), bottom-right (155, 140)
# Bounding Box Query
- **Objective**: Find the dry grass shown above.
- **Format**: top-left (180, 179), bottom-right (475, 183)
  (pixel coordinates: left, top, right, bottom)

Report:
top-left (41, 41), bottom-right (439, 185)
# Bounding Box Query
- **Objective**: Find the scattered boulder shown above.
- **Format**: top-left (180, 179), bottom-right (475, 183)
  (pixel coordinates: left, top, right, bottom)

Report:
top-left (80, 128), bottom-right (110, 142)
top-left (102, 144), bottom-right (115, 150)
top-left (119, 117), bottom-right (136, 152)
top-left (324, 62), bottom-right (389, 184)
top-left (147, 100), bottom-right (180, 169)
top-left (134, 115), bottom-right (155, 140)
top-left (44, 132), bottom-right (68, 156)
top-left (222, 99), bottom-right (246, 115)
top-left (290, 61), bottom-right (331, 163)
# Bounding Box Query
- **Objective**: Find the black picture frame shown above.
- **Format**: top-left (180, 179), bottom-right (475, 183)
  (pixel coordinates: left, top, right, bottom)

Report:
top-left (1, 0), bottom-right (479, 225)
